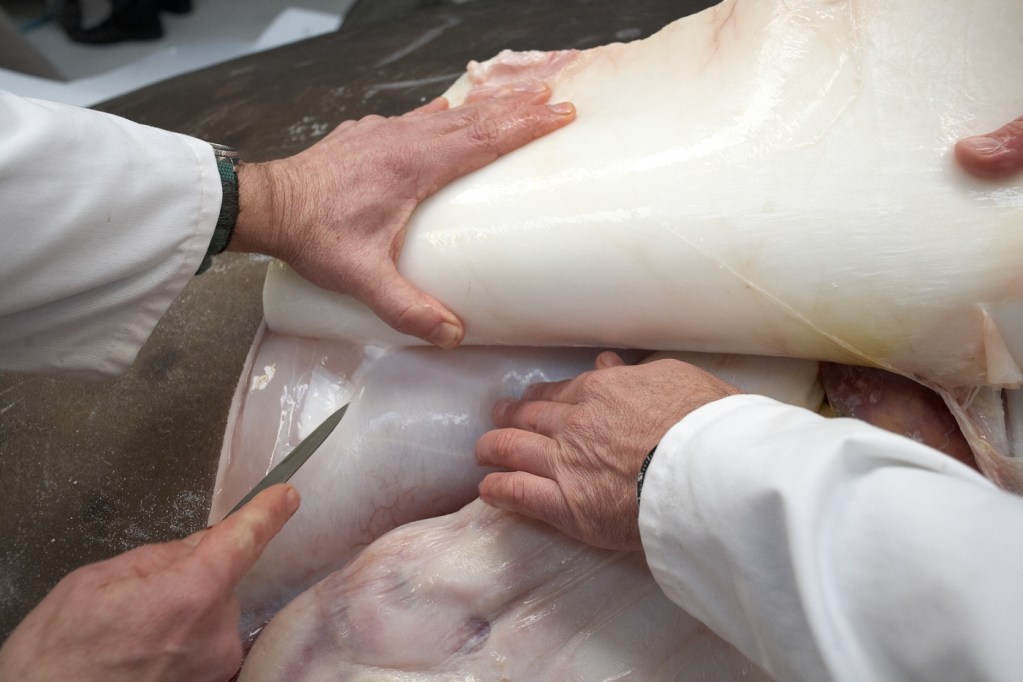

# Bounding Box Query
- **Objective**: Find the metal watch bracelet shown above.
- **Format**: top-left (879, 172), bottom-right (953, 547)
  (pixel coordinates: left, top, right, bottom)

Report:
top-left (197, 142), bottom-right (240, 274)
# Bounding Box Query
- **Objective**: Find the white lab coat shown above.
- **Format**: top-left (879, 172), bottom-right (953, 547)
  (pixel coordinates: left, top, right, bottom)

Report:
top-left (0, 90), bottom-right (220, 377)
top-left (640, 393), bottom-right (1023, 681)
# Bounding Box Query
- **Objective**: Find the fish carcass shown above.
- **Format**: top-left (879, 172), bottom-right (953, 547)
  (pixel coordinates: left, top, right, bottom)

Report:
top-left (263, 0), bottom-right (1023, 484)
top-left (213, 328), bottom-right (823, 642)
top-left (213, 0), bottom-right (1023, 676)
top-left (238, 500), bottom-right (770, 681)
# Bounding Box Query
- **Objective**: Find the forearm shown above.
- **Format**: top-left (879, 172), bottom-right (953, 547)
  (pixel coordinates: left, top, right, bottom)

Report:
top-left (0, 92), bottom-right (220, 376)
top-left (641, 394), bottom-right (1023, 681)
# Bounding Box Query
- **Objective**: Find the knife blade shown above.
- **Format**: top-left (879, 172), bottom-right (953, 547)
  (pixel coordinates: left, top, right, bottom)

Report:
top-left (226, 402), bottom-right (349, 517)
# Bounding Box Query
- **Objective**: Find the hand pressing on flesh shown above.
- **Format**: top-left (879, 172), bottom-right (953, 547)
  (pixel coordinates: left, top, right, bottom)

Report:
top-left (475, 351), bottom-right (740, 551)
top-left (0, 485), bottom-right (299, 682)
top-left (230, 87), bottom-right (576, 349)
top-left (956, 114), bottom-right (1023, 178)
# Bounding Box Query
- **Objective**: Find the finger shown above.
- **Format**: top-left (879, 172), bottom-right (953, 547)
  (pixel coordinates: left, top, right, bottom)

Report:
top-left (955, 115), bottom-right (1023, 179)
top-left (98, 538), bottom-right (193, 577)
top-left (478, 470), bottom-right (569, 531)
top-left (492, 398), bottom-right (572, 437)
top-left (423, 98), bottom-right (575, 191)
top-left (595, 351), bottom-right (627, 369)
top-left (406, 97), bottom-right (450, 117)
top-left (418, 87), bottom-right (553, 138)
top-left (456, 97), bottom-right (575, 157)
top-left (180, 528), bottom-right (207, 549)
top-left (519, 374), bottom-right (588, 403)
top-left (360, 266), bottom-right (464, 348)
top-left (476, 427), bottom-right (558, 479)
top-left (462, 82), bottom-right (550, 105)
top-left (192, 484), bottom-right (301, 589)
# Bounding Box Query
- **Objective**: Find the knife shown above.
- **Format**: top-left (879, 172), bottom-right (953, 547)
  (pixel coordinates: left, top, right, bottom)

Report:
top-left (226, 402), bottom-right (350, 517)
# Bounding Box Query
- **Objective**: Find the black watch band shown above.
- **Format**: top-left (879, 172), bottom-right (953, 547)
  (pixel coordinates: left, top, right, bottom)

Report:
top-left (197, 143), bottom-right (240, 274)
top-left (636, 446), bottom-right (657, 508)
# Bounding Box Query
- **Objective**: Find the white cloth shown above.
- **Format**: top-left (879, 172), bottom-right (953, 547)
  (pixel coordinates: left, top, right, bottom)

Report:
top-left (0, 91), bottom-right (221, 377)
top-left (639, 394), bottom-right (1023, 681)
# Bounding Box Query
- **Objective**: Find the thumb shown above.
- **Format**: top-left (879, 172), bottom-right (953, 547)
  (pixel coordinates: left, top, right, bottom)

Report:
top-left (193, 484), bottom-right (300, 589)
top-left (405, 97), bottom-right (450, 117)
top-left (478, 471), bottom-right (566, 530)
top-left (955, 115), bottom-right (1023, 179)
top-left (367, 268), bottom-right (465, 349)
top-left (595, 351), bottom-right (627, 369)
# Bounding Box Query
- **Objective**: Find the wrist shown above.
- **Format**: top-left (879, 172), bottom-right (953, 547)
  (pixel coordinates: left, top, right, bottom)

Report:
top-left (228, 160), bottom-right (292, 261)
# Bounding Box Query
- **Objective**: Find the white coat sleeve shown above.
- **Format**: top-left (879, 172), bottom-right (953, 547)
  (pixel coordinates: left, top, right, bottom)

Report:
top-left (0, 90), bottom-right (221, 377)
top-left (639, 393), bottom-right (1023, 682)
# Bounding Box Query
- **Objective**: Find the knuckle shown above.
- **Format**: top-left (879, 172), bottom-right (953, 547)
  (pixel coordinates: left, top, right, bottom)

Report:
top-left (993, 118), bottom-right (1023, 151)
top-left (505, 401), bottom-right (533, 429)
top-left (334, 119), bottom-right (358, 134)
top-left (507, 476), bottom-right (530, 507)
top-left (490, 428), bottom-right (522, 459)
top-left (466, 115), bottom-right (503, 154)
top-left (389, 301), bottom-right (418, 331)
top-left (1002, 117), bottom-right (1023, 137)
top-left (566, 415), bottom-right (603, 446)
top-left (243, 504), bottom-right (287, 548)
top-left (359, 113), bottom-right (387, 127)
top-left (522, 410), bottom-right (544, 434)
top-left (383, 143), bottom-right (433, 199)
top-left (388, 298), bottom-right (430, 337)
top-left (564, 410), bottom-right (591, 435)
top-left (60, 564), bottom-right (101, 591)
top-left (576, 370), bottom-right (606, 395)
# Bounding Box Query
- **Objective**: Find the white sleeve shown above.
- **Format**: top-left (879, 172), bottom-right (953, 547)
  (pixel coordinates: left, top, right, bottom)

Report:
top-left (639, 393), bottom-right (1023, 682)
top-left (0, 90), bottom-right (221, 377)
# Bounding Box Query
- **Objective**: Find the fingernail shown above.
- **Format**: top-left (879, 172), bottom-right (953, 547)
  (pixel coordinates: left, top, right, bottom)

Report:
top-left (285, 486), bottom-right (301, 514)
top-left (960, 136), bottom-right (1003, 155)
top-left (428, 321), bottom-right (462, 349)
top-left (549, 102), bottom-right (575, 116)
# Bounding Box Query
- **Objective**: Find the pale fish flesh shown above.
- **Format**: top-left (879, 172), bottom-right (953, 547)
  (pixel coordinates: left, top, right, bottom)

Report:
top-left (261, 0), bottom-right (1023, 486)
top-left (212, 325), bottom-right (822, 643)
top-left (217, 0), bottom-right (1023, 675)
top-left (238, 499), bottom-right (770, 681)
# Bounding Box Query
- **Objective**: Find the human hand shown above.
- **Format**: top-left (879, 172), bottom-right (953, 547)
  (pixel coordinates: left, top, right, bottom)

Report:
top-left (0, 484), bottom-right (299, 682)
top-left (475, 352), bottom-right (740, 550)
top-left (231, 88), bottom-right (576, 349)
top-left (955, 114), bottom-right (1023, 178)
